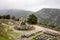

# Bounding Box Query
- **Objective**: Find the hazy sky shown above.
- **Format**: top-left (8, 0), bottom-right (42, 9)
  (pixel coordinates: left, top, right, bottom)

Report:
top-left (0, 0), bottom-right (60, 12)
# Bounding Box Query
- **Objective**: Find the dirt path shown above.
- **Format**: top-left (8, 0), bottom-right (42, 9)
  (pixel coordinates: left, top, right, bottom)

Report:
top-left (33, 25), bottom-right (60, 36)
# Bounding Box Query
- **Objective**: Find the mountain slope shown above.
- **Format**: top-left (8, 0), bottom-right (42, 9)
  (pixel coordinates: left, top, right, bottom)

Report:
top-left (0, 9), bottom-right (33, 18)
top-left (34, 8), bottom-right (60, 25)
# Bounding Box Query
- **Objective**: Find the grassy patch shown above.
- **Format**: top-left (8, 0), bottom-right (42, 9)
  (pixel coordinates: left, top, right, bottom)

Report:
top-left (32, 38), bottom-right (35, 40)
top-left (9, 30), bottom-right (20, 37)
top-left (0, 36), bottom-right (14, 40)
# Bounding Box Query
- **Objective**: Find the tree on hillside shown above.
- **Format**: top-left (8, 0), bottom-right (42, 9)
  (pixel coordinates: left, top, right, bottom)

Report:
top-left (1, 14), bottom-right (10, 19)
top-left (5, 14), bottom-right (10, 19)
top-left (0, 15), bottom-right (2, 19)
top-left (1, 15), bottom-right (6, 19)
top-left (47, 22), bottom-right (56, 28)
top-left (11, 16), bottom-right (16, 20)
top-left (27, 14), bottom-right (37, 24)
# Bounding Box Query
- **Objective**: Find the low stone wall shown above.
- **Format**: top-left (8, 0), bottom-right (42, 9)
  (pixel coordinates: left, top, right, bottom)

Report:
top-left (43, 30), bottom-right (59, 36)
top-left (21, 31), bottom-right (42, 38)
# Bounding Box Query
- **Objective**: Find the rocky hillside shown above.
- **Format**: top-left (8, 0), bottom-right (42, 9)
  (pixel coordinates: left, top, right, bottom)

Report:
top-left (34, 8), bottom-right (60, 25)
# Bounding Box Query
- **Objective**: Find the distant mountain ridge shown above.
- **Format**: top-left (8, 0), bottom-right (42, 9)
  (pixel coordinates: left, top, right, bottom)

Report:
top-left (34, 8), bottom-right (60, 25)
top-left (0, 9), bottom-right (33, 18)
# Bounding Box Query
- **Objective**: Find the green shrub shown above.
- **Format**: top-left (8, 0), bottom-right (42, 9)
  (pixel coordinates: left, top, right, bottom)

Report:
top-left (27, 14), bottom-right (37, 24)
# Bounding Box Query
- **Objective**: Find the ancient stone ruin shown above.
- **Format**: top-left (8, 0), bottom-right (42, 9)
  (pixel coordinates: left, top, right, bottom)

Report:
top-left (34, 34), bottom-right (57, 40)
top-left (16, 16), bottom-right (35, 30)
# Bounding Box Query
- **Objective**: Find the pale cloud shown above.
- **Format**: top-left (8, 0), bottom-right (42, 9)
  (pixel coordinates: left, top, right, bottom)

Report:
top-left (0, 0), bottom-right (60, 12)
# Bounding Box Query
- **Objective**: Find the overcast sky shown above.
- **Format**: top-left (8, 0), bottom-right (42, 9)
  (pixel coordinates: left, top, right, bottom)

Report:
top-left (0, 0), bottom-right (60, 12)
